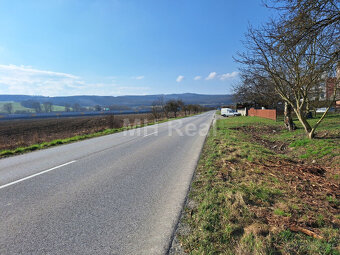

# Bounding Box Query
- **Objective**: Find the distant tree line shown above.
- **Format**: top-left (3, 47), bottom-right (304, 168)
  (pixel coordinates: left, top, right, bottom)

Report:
top-left (1, 99), bottom-right (210, 116)
top-left (21, 100), bottom-right (43, 113)
top-left (151, 96), bottom-right (209, 120)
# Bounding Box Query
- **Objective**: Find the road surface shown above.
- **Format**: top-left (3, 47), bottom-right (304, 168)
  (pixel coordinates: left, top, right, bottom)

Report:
top-left (0, 112), bottom-right (214, 254)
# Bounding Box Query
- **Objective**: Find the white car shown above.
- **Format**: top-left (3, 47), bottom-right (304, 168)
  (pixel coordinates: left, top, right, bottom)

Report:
top-left (316, 107), bottom-right (327, 113)
top-left (221, 108), bottom-right (241, 117)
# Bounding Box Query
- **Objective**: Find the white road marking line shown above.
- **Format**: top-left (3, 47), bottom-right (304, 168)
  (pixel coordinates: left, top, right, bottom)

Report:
top-left (0, 161), bottom-right (77, 190)
top-left (143, 132), bottom-right (158, 137)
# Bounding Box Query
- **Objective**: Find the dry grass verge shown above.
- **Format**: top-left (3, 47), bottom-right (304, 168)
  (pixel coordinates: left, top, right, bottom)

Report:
top-left (176, 115), bottom-right (339, 254)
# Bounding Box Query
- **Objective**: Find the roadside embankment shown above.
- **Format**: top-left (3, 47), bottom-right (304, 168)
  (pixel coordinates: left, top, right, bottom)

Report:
top-left (173, 114), bottom-right (339, 254)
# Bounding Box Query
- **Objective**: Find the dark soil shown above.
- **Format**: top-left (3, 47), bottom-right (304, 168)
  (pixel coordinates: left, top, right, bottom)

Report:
top-left (232, 125), bottom-right (289, 154)
top-left (0, 113), bottom-right (156, 150)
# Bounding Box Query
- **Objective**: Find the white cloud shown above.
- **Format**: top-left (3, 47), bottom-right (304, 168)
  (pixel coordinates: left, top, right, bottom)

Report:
top-left (205, 72), bottom-right (217, 80)
top-left (0, 64), bottom-right (83, 96)
top-left (0, 64), bottom-right (150, 96)
top-left (176, 75), bottom-right (184, 83)
top-left (194, 76), bottom-right (202, 80)
top-left (0, 64), bottom-right (79, 79)
top-left (134, 75), bottom-right (144, 80)
top-left (220, 71), bottom-right (239, 80)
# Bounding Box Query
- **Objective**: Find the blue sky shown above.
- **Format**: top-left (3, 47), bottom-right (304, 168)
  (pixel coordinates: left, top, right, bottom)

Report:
top-left (0, 0), bottom-right (274, 96)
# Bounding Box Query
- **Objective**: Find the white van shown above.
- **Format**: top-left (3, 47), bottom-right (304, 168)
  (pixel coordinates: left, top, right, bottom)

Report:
top-left (221, 108), bottom-right (241, 117)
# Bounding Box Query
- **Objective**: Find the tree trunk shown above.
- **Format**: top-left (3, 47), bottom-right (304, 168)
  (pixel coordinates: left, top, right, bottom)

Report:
top-left (284, 102), bottom-right (295, 131)
top-left (308, 129), bottom-right (316, 139)
top-left (295, 108), bottom-right (314, 139)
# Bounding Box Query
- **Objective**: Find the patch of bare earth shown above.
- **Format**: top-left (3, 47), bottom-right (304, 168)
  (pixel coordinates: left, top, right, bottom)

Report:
top-left (231, 125), bottom-right (289, 154)
top-left (222, 125), bottom-right (339, 244)
top-left (227, 159), bottom-right (339, 233)
top-left (0, 113), bottom-right (158, 150)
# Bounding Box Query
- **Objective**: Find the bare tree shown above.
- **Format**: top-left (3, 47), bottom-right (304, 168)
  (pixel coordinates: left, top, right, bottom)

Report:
top-left (165, 100), bottom-right (181, 118)
top-left (234, 71), bottom-right (281, 108)
top-left (187, 104), bottom-right (198, 114)
top-left (234, 68), bottom-right (296, 130)
top-left (236, 7), bottom-right (338, 138)
top-left (73, 103), bottom-right (81, 112)
top-left (283, 102), bottom-right (296, 131)
top-left (32, 101), bottom-right (42, 113)
top-left (64, 103), bottom-right (71, 112)
top-left (151, 101), bottom-right (162, 120)
top-left (183, 105), bottom-right (189, 116)
top-left (266, 0), bottom-right (339, 135)
top-left (3, 103), bottom-right (13, 114)
top-left (43, 102), bottom-right (53, 113)
top-left (157, 96), bottom-right (169, 118)
top-left (21, 100), bottom-right (42, 113)
top-left (177, 99), bottom-right (185, 115)
top-left (265, 0), bottom-right (339, 47)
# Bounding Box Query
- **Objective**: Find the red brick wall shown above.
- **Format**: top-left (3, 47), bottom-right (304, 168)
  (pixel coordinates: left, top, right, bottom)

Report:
top-left (248, 108), bottom-right (277, 121)
top-left (336, 100), bottom-right (340, 109)
top-left (326, 78), bottom-right (336, 99)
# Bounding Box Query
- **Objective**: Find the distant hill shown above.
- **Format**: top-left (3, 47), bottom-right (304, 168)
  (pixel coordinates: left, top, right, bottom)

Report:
top-left (0, 93), bottom-right (233, 107)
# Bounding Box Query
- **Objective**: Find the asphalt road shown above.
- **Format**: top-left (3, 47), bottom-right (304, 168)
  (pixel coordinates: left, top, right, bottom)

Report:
top-left (0, 111), bottom-right (214, 255)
